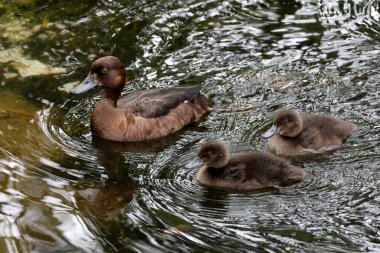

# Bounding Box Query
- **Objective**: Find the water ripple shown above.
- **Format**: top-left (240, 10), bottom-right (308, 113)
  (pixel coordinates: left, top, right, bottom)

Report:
top-left (1, 0), bottom-right (380, 252)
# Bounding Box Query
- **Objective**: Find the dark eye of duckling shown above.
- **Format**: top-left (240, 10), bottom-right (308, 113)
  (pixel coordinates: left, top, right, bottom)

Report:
top-left (281, 120), bottom-right (288, 126)
top-left (199, 152), bottom-right (208, 159)
top-left (200, 150), bottom-right (214, 158)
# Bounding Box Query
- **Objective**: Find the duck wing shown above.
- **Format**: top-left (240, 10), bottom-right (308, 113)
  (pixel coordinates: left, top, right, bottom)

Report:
top-left (117, 86), bottom-right (201, 118)
top-left (298, 127), bottom-right (319, 148)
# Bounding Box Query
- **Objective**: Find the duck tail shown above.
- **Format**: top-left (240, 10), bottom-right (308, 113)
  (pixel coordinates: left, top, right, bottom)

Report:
top-left (194, 93), bottom-right (214, 113)
top-left (283, 166), bottom-right (307, 184)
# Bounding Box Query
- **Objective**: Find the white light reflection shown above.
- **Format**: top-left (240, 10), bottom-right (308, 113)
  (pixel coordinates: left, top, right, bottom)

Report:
top-left (56, 212), bottom-right (104, 252)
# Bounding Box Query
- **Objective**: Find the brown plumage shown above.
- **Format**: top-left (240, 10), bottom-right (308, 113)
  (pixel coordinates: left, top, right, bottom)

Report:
top-left (70, 56), bottom-right (213, 142)
top-left (262, 109), bottom-right (356, 156)
top-left (196, 140), bottom-right (306, 190)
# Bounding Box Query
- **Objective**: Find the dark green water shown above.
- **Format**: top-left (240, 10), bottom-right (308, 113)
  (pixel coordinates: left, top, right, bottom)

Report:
top-left (0, 0), bottom-right (379, 252)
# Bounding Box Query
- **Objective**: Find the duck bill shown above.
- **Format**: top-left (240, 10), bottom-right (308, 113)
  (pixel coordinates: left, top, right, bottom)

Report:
top-left (262, 125), bottom-right (279, 138)
top-left (70, 74), bottom-right (97, 94)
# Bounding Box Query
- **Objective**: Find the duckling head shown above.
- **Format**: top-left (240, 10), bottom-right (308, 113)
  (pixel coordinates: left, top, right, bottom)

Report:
top-left (262, 109), bottom-right (303, 138)
top-left (198, 140), bottom-right (230, 169)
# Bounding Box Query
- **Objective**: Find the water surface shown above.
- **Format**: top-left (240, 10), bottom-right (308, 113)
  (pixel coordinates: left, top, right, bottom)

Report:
top-left (0, 0), bottom-right (379, 252)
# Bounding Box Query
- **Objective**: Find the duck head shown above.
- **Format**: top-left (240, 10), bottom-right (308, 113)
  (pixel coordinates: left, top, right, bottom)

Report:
top-left (262, 109), bottom-right (303, 138)
top-left (198, 140), bottom-right (230, 168)
top-left (70, 56), bottom-right (126, 100)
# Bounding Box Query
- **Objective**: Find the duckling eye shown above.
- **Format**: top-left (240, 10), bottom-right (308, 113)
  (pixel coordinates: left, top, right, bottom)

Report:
top-left (200, 153), bottom-right (208, 158)
top-left (281, 120), bottom-right (288, 126)
top-left (101, 68), bottom-right (108, 74)
top-left (200, 150), bottom-right (213, 158)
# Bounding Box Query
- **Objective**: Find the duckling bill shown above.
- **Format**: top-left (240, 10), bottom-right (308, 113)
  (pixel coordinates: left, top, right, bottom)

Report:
top-left (196, 140), bottom-right (306, 190)
top-left (70, 56), bottom-right (214, 142)
top-left (262, 109), bottom-right (356, 156)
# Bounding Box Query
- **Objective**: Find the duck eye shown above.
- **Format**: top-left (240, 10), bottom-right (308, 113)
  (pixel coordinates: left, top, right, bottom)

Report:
top-left (101, 68), bottom-right (108, 74)
top-left (281, 120), bottom-right (288, 126)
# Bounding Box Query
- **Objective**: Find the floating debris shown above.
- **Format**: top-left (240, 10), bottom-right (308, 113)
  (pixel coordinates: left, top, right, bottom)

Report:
top-left (0, 47), bottom-right (66, 77)
top-left (10, 59), bottom-right (66, 77)
top-left (0, 18), bottom-right (36, 43)
top-left (58, 81), bottom-right (81, 93)
top-left (3, 72), bottom-right (18, 79)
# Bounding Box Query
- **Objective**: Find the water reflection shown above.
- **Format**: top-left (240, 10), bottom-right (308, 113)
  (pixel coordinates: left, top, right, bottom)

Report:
top-left (91, 130), bottom-right (188, 154)
top-left (0, 155), bottom-right (102, 252)
top-left (0, 142), bottom-right (135, 252)
top-left (0, 88), bottom-right (135, 251)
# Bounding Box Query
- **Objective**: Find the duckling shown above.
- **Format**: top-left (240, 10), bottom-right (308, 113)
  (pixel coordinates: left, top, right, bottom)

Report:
top-left (196, 140), bottom-right (306, 190)
top-left (70, 56), bottom-right (213, 142)
top-left (262, 109), bottom-right (356, 156)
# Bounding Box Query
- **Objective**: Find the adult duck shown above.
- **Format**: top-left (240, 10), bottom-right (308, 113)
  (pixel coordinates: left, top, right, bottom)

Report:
top-left (70, 56), bottom-right (213, 142)
top-left (196, 140), bottom-right (306, 190)
top-left (262, 109), bottom-right (356, 156)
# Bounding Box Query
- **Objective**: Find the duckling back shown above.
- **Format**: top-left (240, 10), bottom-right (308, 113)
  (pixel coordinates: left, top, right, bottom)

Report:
top-left (228, 152), bottom-right (306, 189)
top-left (197, 152), bottom-right (306, 190)
top-left (265, 110), bottom-right (356, 156)
top-left (280, 114), bottom-right (355, 155)
top-left (301, 114), bottom-right (356, 144)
